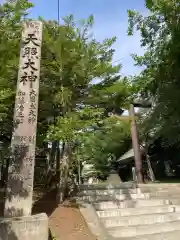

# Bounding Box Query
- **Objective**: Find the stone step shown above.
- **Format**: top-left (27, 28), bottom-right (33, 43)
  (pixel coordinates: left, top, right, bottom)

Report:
top-left (141, 187), bottom-right (180, 193)
top-left (170, 198), bottom-right (180, 205)
top-left (142, 188), bottom-right (180, 193)
top-left (79, 188), bottom-right (141, 196)
top-left (97, 205), bottom-right (180, 218)
top-left (94, 199), bottom-right (171, 210)
top-left (117, 230), bottom-right (180, 240)
top-left (140, 184), bottom-right (180, 193)
top-left (78, 182), bottom-right (136, 191)
top-left (102, 212), bottom-right (180, 228)
top-left (108, 220), bottom-right (180, 238)
top-left (148, 194), bottom-right (180, 199)
top-left (147, 196), bottom-right (180, 205)
top-left (139, 183), bottom-right (180, 188)
top-left (78, 193), bottom-right (149, 202)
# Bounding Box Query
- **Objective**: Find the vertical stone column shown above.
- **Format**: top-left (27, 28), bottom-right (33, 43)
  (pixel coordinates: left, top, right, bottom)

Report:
top-left (129, 104), bottom-right (143, 183)
top-left (4, 21), bottom-right (43, 218)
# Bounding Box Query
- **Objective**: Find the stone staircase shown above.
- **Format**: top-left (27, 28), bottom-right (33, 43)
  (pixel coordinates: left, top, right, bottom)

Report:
top-left (77, 182), bottom-right (180, 239)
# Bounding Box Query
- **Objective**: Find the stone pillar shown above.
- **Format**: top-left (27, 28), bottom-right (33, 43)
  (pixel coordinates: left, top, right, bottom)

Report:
top-left (1, 20), bottom-right (49, 240)
top-left (4, 21), bottom-right (42, 218)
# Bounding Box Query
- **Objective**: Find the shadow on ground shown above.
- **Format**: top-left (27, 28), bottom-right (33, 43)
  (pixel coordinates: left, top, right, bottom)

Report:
top-left (32, 188), bottom-right (59, 217)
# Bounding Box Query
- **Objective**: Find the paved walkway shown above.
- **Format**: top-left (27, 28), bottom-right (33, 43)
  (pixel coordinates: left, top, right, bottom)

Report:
top-left (49, 201), bottom-right (97, 240)
top-left (31, 189), bottom-right (95, 240)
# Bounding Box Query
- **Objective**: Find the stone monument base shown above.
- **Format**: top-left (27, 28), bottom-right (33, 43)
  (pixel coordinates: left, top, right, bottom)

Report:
top-left (0, 213), bottom-right (48, 240)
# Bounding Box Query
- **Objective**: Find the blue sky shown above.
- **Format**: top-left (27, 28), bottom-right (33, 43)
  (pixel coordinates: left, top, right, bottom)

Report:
top-left (28, 0), bottom-right (147, 76)
top-left (0, 0), bottom-right (147, 75)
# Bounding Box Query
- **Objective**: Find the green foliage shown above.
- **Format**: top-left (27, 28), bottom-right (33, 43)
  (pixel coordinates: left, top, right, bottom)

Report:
top-left (75, 118), bottom-right (131, 178)
top-left (127, 0), bottom-right (180, 146)
top-left (0, 0), bottom-right (33, 140)
top-left (0, 0), bottom-right (132, 179)
top-left (47, 107), bottom-right (104, 142)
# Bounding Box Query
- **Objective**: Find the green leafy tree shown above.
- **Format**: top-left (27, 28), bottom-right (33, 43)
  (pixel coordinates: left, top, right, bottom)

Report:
top-left (127, 0), bottom-right (180, 146)
top-left (0, 0), bottom-right (33, 142)
top-left (75, 117), bottom-right (131, 180)
top-left (0, 1), bottom-right (132, 200)
top-left (43, 15), bottom-right (129, 201)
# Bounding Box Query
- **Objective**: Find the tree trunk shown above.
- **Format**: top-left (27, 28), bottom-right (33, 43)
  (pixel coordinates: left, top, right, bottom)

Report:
top-left (55, 141), bottom-right (61, 188)
top-left (144, 141), bottom-right (155, 182)
top-left (45, 141), bottom-right (58, 187)
top-left (49, 140), bottom-right (57, 170)
top-left (3, 157), bottom-right (9, 189)
top-left (146, 155), bottom-right (156, 181)
top-left (56, 142), bottom-right (71, 204)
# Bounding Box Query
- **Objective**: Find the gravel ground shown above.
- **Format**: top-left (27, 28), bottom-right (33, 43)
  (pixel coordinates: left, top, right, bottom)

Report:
top-left (49, 200), bottom-right (97, 240)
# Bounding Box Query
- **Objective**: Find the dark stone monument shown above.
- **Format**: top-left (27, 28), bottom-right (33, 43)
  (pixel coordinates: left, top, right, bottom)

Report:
top-left (0, 20), bottom-right (48, 240)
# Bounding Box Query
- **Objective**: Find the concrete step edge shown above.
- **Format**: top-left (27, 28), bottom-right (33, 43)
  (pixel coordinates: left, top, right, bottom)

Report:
top-left (97, 205), bottom-right (180, 218)
top-left (139, 183), bottom-right (180, 187)
top-left (108, 220), bottom-right (180, 238)
top-left (78, 193), bottom-right (150, 201)
top-left (93, 199), bottom-right (171, 207)
top-left (117, 230), bottom-right (180, 240)
top-left (78, 188), bottom-right (141, 196)
top-left (79, 182), bottom-right (136, 190)
top-left (102, 212), bottom-right (180, 228)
